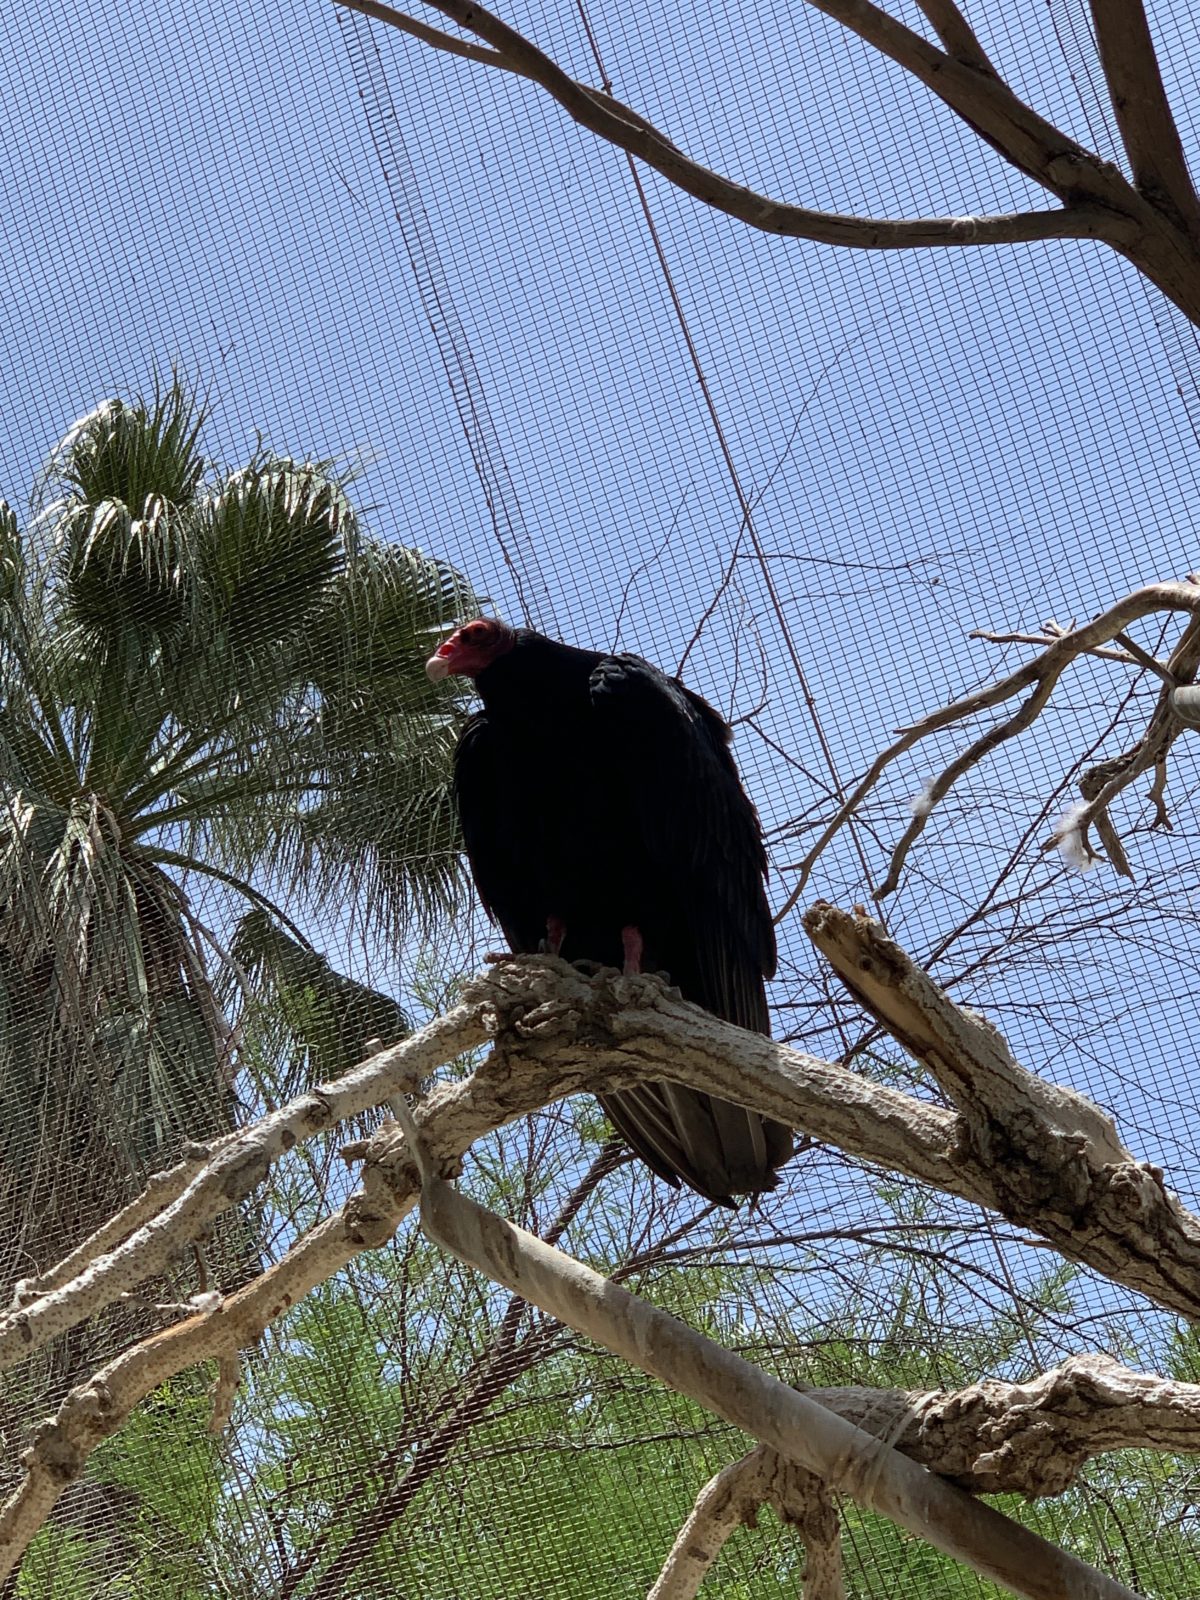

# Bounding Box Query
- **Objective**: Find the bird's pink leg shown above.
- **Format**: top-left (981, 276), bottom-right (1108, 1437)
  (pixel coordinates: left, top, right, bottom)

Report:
top-left (621, 925), bottom-right (644, 976)
top-left (544, 915), bottom-right (567, 956)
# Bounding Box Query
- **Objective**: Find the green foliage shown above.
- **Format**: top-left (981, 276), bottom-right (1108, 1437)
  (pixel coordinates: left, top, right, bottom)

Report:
top-left (0, 376), bottom-right (478, 1285)
top-left (231, 909), bottom-right (410, 1096)
top-left (18, 1369), bottom-right (233, 1600)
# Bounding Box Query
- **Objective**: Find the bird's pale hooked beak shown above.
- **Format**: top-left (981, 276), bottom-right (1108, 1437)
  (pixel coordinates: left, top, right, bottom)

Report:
top-left (425, 648), bottom-right (452, 682)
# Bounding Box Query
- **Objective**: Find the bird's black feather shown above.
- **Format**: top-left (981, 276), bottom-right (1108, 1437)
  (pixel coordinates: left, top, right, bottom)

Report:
top-left (452, 629), bottom-right (792, 1205)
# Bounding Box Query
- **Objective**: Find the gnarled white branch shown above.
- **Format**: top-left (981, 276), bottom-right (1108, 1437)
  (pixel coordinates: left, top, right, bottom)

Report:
top-left (647, 1448), bottom-right (772, 1600)
top-left (647, 1448), bottom-right (844, 1600)
top-left (411, 1154), bottom-right (1143, 1600)
top-left (6, 939), bottom-right (1200, 1580)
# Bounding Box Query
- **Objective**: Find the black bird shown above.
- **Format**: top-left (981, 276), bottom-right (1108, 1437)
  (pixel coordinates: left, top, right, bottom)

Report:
top-left (427, 618), bottom-right (792, 1206)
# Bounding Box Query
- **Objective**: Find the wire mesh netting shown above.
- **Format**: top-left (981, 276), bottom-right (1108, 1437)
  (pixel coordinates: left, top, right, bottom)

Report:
top-left (2, 0), bottom-right (1200, 1594)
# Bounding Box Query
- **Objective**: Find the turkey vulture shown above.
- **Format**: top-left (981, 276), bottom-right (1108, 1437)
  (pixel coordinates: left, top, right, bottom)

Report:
top-left (427, 618), bottom-right (792, 1206)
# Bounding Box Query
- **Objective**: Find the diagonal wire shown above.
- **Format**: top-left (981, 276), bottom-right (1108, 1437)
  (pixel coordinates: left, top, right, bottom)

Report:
top-left (337, 5), bottom-right (553, 630)
top-left (567, 0), bottom-right (886, 922)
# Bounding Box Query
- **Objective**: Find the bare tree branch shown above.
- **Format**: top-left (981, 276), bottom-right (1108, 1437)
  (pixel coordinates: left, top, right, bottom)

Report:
top-left (410, 1151), bottom-right (1145, 1600)
top-left (972, 624), bottom-right (1148, 669)
top-left (804, 902), bottom-right (1200, 1315)
top-left (1089, 0), bottom-right (1200, 238)
top-left (0, 957), bottom-right (958, 1378)
top-left (773, 1462), bottom-right (844, 1600)
top-left (7, 950), bottom-right (1200, 1580)
top-left (337, 0), bottom-right (1125, 252)
top-left (780, 580), bottom-right (1200, 905)
top-left (805, 0), bottom-right (1093, 187)
top-left (10, 937), bottom-right (1200, 1398)
top-left (356, 0), bottom-right (1200, 325)
top-left (914, 0), bottom-right (999, 77)
top-left (809, 1354), bottom-right (1200, 1496)
top-left (1042, 613), bottom-right (1200, 868)
top-left (648, 1448), bottom-right (844, 1599)
top-left (0, 995), bottom-right (492, 1374)
top-left (336, 0), bottom-right (678, 147)
top-left (647, 1448), bottom-right (773, 1600)
top-left (340, 0), bottom-right (505, 66)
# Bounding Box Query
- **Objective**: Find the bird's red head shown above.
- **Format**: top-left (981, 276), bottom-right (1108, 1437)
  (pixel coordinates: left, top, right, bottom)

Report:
top-left (425, 617), bottom-right (516, 681)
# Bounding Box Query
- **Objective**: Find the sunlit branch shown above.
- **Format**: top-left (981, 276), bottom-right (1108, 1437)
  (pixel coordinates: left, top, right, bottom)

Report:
top-left (408, 1142), bottom-right (1143, 1600)
top-left (5, 947), bottom-right (1200, 1580)
top-left (337, 0), bottom-right (1123, 251)
top-left (1089, 0), bottom-right (1200, 239)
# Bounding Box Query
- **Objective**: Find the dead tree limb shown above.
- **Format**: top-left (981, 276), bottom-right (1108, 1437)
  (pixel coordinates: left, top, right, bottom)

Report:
top-left (339, 0), bottom-right (1200, 327)
top-left (0, 995), bottom-right (492, 1373)
top-left (0, 956), bottom-right (953, 1377)
top-left (782, 1466), bottom-right (845, 1600)
top-left (409, 1150), bottom-right (1144, 1600)
top-left (804, 902), bottom-right (1200, 1312)
top-left (336, 0), bottom-right (1129, 250)
top-left (648, 1447), bottom-right (844, 1600)
top-left (779, 581), bottom-right (1200, 904)
top-left (1088, 0), bottom-right (1200, 240)
top-left (8, 936), bottom-right (1200, 1378)
top-left (808, 1354), bottom-right (1200, 1496)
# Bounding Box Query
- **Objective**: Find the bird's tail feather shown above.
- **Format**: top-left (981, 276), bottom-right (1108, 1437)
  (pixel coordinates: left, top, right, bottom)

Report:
top-left (598, 1085), bottom-right (792, 1208)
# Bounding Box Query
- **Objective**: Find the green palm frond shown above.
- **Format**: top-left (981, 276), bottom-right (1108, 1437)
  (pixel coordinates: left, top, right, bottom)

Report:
top-left (230, 909), bottom-right (409, 1096)
top-left (0, 800), bottom-right (229, 1188)
top-left (312, 541), bottom-right (473, 727)
top-left (196, 457), bottom-right (356, 647)
top-left (285, 748), bottom-right (465, 944)
top-left (0, 374), bottom-right (481, 1277)
top-left (48, 381), bottom-right (207, 511)
top-left (0, 502), bottom-right (22, 613)
top-left (58, 493), bottom-right (196, 636)
top-left (45, 381), bottom-right (208, 641)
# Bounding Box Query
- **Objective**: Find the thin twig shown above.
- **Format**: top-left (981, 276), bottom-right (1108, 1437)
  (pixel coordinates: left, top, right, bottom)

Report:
top-left (779, 581), bottom-right (1200, 907)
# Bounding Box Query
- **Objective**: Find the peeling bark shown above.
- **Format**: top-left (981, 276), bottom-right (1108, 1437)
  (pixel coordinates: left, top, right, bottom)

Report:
top-left (805, 905), bottom-right (1200, 1318)
top-left (4, 941), bottom-right (1200, 1586)
top-left (410, 1153), bottom-right (1143, 1600)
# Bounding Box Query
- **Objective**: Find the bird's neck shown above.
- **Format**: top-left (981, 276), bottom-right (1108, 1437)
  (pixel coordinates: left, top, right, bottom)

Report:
top-left (474, 632), bottom-right (601, 716)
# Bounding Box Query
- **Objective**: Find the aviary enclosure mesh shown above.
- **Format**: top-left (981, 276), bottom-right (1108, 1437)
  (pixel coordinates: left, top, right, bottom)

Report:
top-left (2, 0), bottom-right (1199, 1593)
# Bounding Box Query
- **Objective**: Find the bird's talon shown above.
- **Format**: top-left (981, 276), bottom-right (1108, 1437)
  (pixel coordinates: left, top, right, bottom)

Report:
top-left (514, 1000), bottom-right (578, 1036)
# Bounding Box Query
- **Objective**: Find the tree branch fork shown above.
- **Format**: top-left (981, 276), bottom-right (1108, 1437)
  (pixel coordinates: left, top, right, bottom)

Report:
top-left (782, 578), bottom-right (1200, 905)
top-left (337, 0), bottom-right (1200, 328)
top-left (2, 922), bottom-right (1198, 1592)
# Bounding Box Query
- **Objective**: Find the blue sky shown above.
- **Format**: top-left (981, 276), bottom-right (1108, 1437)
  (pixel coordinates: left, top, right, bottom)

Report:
top-left (4, 0), bottom-right (1200, 1339)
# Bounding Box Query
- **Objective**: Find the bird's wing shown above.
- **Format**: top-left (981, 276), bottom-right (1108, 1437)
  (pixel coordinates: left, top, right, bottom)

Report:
top-left (587, 654), bottom-right (776, 1033)
top-left (452, 711), bottom-right (547, 952)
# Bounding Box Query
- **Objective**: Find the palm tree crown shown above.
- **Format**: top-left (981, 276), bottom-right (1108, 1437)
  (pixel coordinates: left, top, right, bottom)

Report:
top-left (0, 378), bottom-right (476, 1277)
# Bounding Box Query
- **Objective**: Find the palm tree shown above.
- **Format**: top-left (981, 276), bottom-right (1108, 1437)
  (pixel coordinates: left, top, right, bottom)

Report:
top-left (0, 377), bottom-right (476, 1297)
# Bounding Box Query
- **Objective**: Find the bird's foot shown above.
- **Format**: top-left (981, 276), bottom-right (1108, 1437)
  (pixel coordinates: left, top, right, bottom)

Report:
top-left (567, 958), bottom-right (610, 978)
top-left (621, 925), bottom-right (644, 977)
top-left (537, 915), bottom-right (567, 957)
